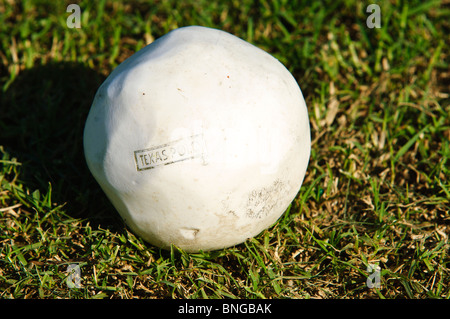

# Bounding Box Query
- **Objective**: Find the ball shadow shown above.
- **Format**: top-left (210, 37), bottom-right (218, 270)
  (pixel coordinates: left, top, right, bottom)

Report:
top-left (0, 62), bottom-right (123, 231)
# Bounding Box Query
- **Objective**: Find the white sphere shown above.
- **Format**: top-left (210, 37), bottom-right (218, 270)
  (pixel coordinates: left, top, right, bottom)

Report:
top-left (83, 26), bottom-right (310, 252)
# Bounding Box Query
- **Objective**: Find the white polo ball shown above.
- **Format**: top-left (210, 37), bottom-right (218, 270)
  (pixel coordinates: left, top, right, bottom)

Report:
top-left (83, 26), bottom-right (310, 252)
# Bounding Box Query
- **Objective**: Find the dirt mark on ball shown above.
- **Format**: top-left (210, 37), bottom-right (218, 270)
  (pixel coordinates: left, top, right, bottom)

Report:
top-left (246, 179), bottom-right (290, 219)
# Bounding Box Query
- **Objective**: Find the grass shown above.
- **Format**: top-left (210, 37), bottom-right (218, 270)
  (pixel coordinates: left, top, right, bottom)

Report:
top-left (0, 0), bottom-right (449, 299)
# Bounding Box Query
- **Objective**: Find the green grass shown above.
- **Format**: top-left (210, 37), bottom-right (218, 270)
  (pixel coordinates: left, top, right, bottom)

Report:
top-left (0, 0), bottom-right (449, 299)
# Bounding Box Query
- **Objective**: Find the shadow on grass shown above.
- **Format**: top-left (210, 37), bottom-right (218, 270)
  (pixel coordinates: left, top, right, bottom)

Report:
top-left (0, 62), bottom-right (124, 231)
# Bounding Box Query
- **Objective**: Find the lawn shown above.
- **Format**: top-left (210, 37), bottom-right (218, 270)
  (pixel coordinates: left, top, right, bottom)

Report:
top-left (0, 0), bottom-right (449, 299)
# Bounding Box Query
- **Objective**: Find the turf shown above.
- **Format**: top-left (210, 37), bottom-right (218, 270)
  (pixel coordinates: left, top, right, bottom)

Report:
top-left (0, 0), bottom-right (449, 299)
